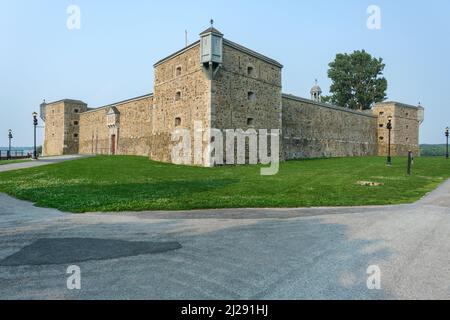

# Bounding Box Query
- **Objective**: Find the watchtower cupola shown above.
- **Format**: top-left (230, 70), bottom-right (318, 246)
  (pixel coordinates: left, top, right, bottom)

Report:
top-left (40, 99), bottom-right (47, 121)
top-left (200, 20), bottom-right (223, 79)
top-left (310, 79), bottom-right (322, 102)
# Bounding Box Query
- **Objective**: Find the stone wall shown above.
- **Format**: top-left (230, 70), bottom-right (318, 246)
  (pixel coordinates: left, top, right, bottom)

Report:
top-left (43, 100), bottom-right (87, 156)
top-left (282, 95), bottom-right (378, 159)
top-left (78, 107), bottom-right (110, 155)
top-left (41, 29), bottom-right (422, 163)
top-left (152, 42), bottom-right (210, 165)
top-left (212, 41), bottom-right (283, 163)
top-left (78, 95), bottom-right (153, 156)
top-left (373, 102), bottom-right (421, 156)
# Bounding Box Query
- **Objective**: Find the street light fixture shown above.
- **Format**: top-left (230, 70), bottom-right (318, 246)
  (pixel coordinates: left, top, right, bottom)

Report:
top-left (32, 112), bottom-right (38, 160)
top-left (386, 116), bottom-right (393, 166)
top-left (7, 129), bottom-right (13, 160)
top-left (446, 127), bottom-right (449, 160)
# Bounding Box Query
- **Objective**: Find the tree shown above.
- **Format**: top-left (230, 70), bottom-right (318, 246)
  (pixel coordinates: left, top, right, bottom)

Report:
top-left (324, 50), bottom-right (388, 110)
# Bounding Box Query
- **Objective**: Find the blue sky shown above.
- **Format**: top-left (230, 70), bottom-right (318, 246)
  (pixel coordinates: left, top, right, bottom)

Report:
top-left (1, 0), bottom-right (449, 147)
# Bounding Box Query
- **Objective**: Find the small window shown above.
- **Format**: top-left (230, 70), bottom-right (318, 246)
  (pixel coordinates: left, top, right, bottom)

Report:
top-left (247, 118), bottom-right (255, 126)
top-left (379, 124), bottom-right (384, 128)
top-left (379, 111), bottom-right (384, 116)
top-left (175, 91), bottom-right (182, 101)
top-left (175, 117), bottom-right (181, 126)
top-left (73, 133), bottom-right (79, 138)
top-left (406, 137), bottom-right (409, 143)
top-left (74, 109), bottom-right (79, 113)
top-left (73, 121), bottom-right (79, 126)
top-left (247, 91), bottom-right (256, 101)
top-left (379, 136), bottom-right (384, 141)
top-left (406, 112), bottom-right (409, 117)
top-left (406, 125), bottom-right (409, 129)
top-left (176, 66), bottom-right (182, 76)
top-left (247, 66), bottom-right (255, 77)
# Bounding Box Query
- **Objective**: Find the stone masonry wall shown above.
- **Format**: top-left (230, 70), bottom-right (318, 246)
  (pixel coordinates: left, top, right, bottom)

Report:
top-left (43, 102), bottom-right (65, 156)
top-left (282, 95), bottom-right (378, 159)
top-left (213, 43), bottom-right (283, 163)
top-left (152, 42), bottom-right (210, 165)
top-left (42, 33), bottom-right (422, 163)
top-left (78, 95), bottom-right (153, 156)
top-left (373, 102), bottom-right (420, 156)
top-left (43, 100), bottom-right (87, 156)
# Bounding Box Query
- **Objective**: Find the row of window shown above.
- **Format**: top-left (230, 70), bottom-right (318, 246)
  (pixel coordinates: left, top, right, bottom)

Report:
top-left (174, 90), bottom-right (257, 101)
top-left (379, 111), bottom-right (410, 117)
top-left (174, 117), bottom-right (255, 127)
top-left (174, 65), bottom-right (256, 78)
top-left (50, 108), bottom-right (80, 114)
top-left (379, 123), bottom-right (409, 129)
top-left (379, 136), bottom-right (410, 142)
top-left (50, 120), bottom-right (79, 127)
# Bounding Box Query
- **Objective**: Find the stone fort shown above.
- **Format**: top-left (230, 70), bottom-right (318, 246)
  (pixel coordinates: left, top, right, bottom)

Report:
top-left (40, 26), bottom-right (424, 166)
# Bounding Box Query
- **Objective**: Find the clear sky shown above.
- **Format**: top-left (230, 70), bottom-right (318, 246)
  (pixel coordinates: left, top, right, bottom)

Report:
top-left (1, 0), bottom-right (449, 147)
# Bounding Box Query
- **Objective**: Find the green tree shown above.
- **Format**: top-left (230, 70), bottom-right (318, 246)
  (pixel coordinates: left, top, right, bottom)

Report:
top-left (325, 50), bottom-right (387, 110)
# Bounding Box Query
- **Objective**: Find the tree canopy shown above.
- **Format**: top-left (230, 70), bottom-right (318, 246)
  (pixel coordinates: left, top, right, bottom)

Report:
top-left (322, 50), bottom-right (388, 110)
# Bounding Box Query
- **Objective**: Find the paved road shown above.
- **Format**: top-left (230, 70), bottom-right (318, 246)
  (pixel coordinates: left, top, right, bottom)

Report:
top-left (0, 155), bottom-right (89, 173)
top-left (0, 178), bottom-right (450, 299)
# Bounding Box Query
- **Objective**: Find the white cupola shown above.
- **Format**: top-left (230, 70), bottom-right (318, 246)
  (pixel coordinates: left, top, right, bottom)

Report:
top-left (310, 79), bottom-right (322, 102)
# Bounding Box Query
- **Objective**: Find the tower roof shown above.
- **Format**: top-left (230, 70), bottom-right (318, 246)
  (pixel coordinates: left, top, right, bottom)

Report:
top-left (310, 79), bottom-right (322, 94)
top-left (200, 19), bottom-right (223, 36)
top-left (199, 27), bottom-right (223, 36)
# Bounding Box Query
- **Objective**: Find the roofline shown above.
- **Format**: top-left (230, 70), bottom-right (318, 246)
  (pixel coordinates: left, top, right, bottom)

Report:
top-left (152, 38), bottom-right (283, 69)
top-left (153, 41), bottom-right (200, 67)
top-left (43, 99), bottom-right (87, 106)
top-left (374, 101), bottom-right (423, 110)
top-left (282, 94), bottom-right (377, 118)
top-left (81, 93), bottom-right (153, 115)
top-left (200, 27), bottom-right (224, 36)
top-left (223, 39), bottom-right (283, 68)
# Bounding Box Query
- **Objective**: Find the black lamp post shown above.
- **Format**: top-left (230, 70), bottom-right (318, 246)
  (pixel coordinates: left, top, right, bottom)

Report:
top-left (387, 116), bottom-right (393, 166)
top-left (7, 129), bottom-right (13, 160)
top-left (446, 127), bottom-right (449, 160)
top-left (32, 112), bottom-right (38, 160)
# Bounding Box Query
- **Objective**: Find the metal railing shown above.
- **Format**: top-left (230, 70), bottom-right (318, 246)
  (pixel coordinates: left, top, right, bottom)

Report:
top-left (0, 150), bottom-right (32, 161)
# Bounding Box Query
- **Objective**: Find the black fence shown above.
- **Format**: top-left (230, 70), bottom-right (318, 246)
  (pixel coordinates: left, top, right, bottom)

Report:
top-left (0, 150), bottom-right (32, 161)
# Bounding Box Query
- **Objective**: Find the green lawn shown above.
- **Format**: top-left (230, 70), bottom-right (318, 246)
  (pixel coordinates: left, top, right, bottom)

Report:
top-left (0, 159), bottom-right (31, 165)
top-left (0, 155), bottom-right (448, 213)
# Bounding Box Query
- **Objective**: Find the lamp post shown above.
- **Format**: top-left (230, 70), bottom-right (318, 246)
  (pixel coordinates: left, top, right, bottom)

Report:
top-left (446, 127), bottom-right (449, 160)
top-left (32, 112), bottom-right (38, 160)
top-left (386, 116), bottom-right (393, 166)
top-left (7, 129), bottom-right (13, 160)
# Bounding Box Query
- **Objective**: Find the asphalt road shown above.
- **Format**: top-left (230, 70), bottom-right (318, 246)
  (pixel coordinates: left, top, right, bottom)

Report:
top-left (0, 178), bottom-right (449, 299)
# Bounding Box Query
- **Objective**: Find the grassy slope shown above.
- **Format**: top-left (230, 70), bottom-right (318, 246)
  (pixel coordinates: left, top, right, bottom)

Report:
top-left (0, 156), bottom-right (448, 213)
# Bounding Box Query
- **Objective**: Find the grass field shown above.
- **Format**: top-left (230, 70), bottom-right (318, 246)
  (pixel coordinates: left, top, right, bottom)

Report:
top-left (0, 159), bottom-right (31, 165)
top-left (0, 155), bottom-right (448, 213)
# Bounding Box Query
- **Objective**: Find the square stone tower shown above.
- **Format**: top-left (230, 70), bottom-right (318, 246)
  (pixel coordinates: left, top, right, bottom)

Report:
top-left (373, 102), bottom-right (424, 156)
top-left (42, 99), bottom-right (88, 156)
top-left (151, 25), bottom-right (283, 166)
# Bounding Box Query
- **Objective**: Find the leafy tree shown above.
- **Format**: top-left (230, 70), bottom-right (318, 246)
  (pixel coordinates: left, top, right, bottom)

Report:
top-left (324, 50), bottom-right (388, 110)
